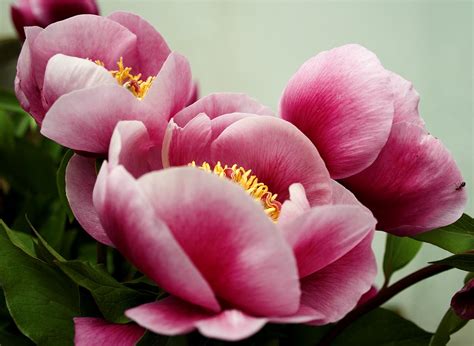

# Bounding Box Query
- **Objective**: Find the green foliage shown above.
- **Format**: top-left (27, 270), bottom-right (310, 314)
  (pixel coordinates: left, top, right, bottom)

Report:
top-left (430, 308), bottom-right (468, 346)
top-left (431, 253), bottom-right (474, 272)
top-left (383, 234), bottom-right (422, 285)
top-left (56, 150), bottom-right (75, 222)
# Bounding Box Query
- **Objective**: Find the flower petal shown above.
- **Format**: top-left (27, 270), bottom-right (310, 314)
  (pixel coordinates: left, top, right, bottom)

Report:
top-left (279, 183), bottom-right (310, 224)
top-left (342, 122), bottom-right (467, 235)
top-left (301, 233), bottom-right (377, 324)
top-left (211, 116), bottom-right (332, 205)
top-left (94, 164), bottom-right (220, 312)
top-left (173, 93), bottom-right (273, 126)
top-left (74, 318), bottom-right (144, 346)
top-left (66, 154), bottom-right (112, 246)
top-left (138, 167), bottom-right (300, 316)
top-left (281, 205), bottom-right (376, 278)
top-left (389, 71), bottom-right (425, 127)
top-left (280, 44), bottom-right (394, 179)
top-left (451, 279), bottom-right (474, 320)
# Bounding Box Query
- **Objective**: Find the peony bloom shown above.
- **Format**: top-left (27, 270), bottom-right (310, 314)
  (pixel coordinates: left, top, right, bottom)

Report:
top-left (75, 113), bottom-right (377, 341)
top-left (11, 0), bottom-right (99, 40)
top-left (451, 279), bottom-right (474, 320)
top-left (15, 12), bottom-right (194, 155)
top-left (280, 44), bottom-right (467, 236)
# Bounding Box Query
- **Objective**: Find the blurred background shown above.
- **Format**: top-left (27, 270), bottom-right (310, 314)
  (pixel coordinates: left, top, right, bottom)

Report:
top-left (0, 0), bottom-right (472, 344)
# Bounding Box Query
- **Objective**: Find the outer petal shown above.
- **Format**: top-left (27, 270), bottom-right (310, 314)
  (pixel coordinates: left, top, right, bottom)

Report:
top-left (74, 318), bottom-right (144, 346)
top-left (211, 116), bottom-right (332, 205)
top-left (138, 167), bottom-right (301, 316)
top-left (281, 205), bottom-right (376, 278)
top-left (94, 164), bottom-right (220, 312)
top-left (108, 11), bottom-right (170, 78)
top-left (32, 0), bottom-right (99, 27)
top-left (65, 154), bottom-right (112, 246)
top-left (42, 54), bottom-right (115, 109)
top-left (389, 71), bottom-right (425, 127)
top-left (342, 122), bottom-right (467, 235)
top-left (11, 2), bottom-right (38, 40)
top-left (451, 279), bottom-right (474, 320)
top-left (301, 233), bottom-right (377, 324)
top-left (280, 44), bottom-right (394, 179)
top-left (173, 93), bottom-right (274, 127)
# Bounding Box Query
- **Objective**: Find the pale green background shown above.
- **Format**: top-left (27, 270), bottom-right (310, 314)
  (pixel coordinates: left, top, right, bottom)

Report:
top-left (0, 0), bottom-right (473, 344)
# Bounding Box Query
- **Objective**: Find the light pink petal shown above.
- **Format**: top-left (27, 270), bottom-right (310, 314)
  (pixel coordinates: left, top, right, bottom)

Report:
top-left (108, 11), bottom-right (170, 78)
top-left (173, 93), bottom-right (274, 127)
top-left (281, 205), bottom-right (376, 278)
top-left (42, 54), bottom-right (116, 110)
top-left (279, 183), bottom-right (311, 224)
top-left (109, 120), bottom-right (160, 176)
top-left (269, 304), bottom-right (325, 324)
top-left (74, 318), bottom-right (144, 346)
top-left (301, 233), bottom-right (377, 324)
top-left (389, 71), bottom-right (425, 127)
top-left (342, 122), bottom-right (467, 235)
top-left (138, 167), bottom-right (300, 316)
top-left (65, 154), bottom-right (112, 246)
top-left (357, 286), bottom-right (378, 306)
top-left (94, 164), bottom-right (220, 312)
top-left (143, 52), bottom-right (193, 122)
top-left (211, 116), bottom-right (332, 205)
top-left (186, 81), bottom-right (199, 106)
top-left (280, 44), bottom-right (394, 179)
top-left (209, 112), bottom-right (255, 140)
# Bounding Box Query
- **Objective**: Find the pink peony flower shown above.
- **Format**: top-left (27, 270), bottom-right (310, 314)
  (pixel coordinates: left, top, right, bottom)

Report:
top-left (451, 278), bottom-right (474, 320)
top-left (15, 12), bottom-right (195, 155)
top-left (280, 44), bottom-right (467, 236)
top-left (76, 113), bottom-right (377, 341)
top-left (11, 0), bottom-right (99, 40)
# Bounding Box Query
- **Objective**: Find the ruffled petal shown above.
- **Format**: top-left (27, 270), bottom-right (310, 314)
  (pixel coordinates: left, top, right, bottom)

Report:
top-left (389, 71), bottom-right (425, 127)
top-left (280, 44), bottom-right (394, 179)
top-left (74, 318), bottom-right (144, 346)
top-left (279, 183), bottom-right (310, 224)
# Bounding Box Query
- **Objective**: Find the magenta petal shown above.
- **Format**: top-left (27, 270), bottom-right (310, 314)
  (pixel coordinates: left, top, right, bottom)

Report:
top-left (74, 318), bottom-right (144, 346)
top-left (211, 116), bottom-right (332, 204)
top-left (281, 205), bottom-right (376, 278)
top-left (42, 54), bottom-right (115, 109)
top-left (108, 11), bottom-right (170, 78)
top-left (301, 233), bottom-right (377, 324)
top-left (94, 165), bottom-right (220, 311)
top-left (343, 122), bottom-right (467, 235)
top-left (173, 93), bottom-right (274, 127)
top-left (389, 71), bottom-right (425, 127)
top-left (280, 44), bottom-right (394, 179)
top-left (138, 167), bottom-right (300, 316)
top-left (451, 279), bottom-right (474, 320)
top-left (65, 154), bottom-right (112, 246)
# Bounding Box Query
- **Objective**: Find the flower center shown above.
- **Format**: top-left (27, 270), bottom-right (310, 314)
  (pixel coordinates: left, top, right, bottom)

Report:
top-left (96, 57), bottom-right (154, 99)
top-left (189, 161), bottom-right (281, 221)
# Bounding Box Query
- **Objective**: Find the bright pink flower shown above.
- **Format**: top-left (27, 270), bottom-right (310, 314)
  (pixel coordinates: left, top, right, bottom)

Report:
top-left (74, 318), bottom-right (144, 346)
top-left (82, 114), bottom-right (377, 340)
top-left (280, 44), bottom-right (467, 236)
top-left (451, 279), bottom-right (474, 320)
top-left (11, 0), bottom-right (99, 40)
top-left (15, 12), bottom-right (194, 155)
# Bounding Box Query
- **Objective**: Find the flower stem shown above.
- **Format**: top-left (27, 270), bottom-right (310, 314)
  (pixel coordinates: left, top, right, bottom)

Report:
top-left (316, 263), bottom-right (452, 346)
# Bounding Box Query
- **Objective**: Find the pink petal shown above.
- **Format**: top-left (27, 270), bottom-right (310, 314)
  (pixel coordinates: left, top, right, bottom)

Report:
top-left (186, 81), bottom-right (199, 106)
top-left (342, 122), bottom-right (467, 235)
top-left (138, 167), bottom-right (300, 316)
top-left (269, 304), bottom-right (325, 324)
top-left (74, 318), bottom-right (144, 346)
top-left (65, 154), bottom-right (112, 246)
top-left (31, 0), bottom-right (99, 27)
top-left (42, 54), bottom-right (115, 110)
top-left (173, 93), bottom-right (274, 127)
top-left (330, 180), bottom-right (373, 215)
top-left (280, 44), bottom-right (394, 179)
top-left (281, 205), bottom-right (376, 278)
top-left (11, 3), bottom-right (38, 40)
top-left (357, 286), bottom-right (378, 306)
top-left (451, 279), bottom-right (474, 320)
top-left (301, 233), bottom-right (377, 324)
top-left (279, 183), bottom-right (311, 224)
top-left (389, 71), bottom-right (425, 127)
top-left (211, 116), bottom-right (332, 205)
top-left (108, 11), bottom-right (170, 78)
top-left (93, 164), bottom-right (220, 312)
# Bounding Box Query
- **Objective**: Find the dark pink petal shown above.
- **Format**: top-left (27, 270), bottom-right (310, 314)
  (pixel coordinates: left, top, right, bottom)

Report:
top-left (357, 286), bottom-right (378, 306)
top-left (301, 233), bottom-right (377, 324)
top-left (186, 81), bottom-right (199, 106)
top-left (389, 72), bottom-right (425, 127)
top-left (173, 93), bottom-right (273, 126)
top-left (74, 318), bottom-right (144, 346)
top-left (138, 167), bottom-right (300, 316)
top-left (108, 11), bottom-right (170, 78)
top-left (342, 122), bottom-right (467, 235)
top-left (11, 2), bottom-right (39, 40)
top-left (330, 180), bottom-right (372, 216)
top-left (211, 116), bottom-right (332, 205)
top-left (42, 54), bottom-right (115, 110)
top-left (65, 154), bottom-right (112, 246)
top-left (280, 44), bottom-right (394, 179)
top-left (281, 205), bottom-right (376, 278)
top-left (94, 164), bottom-right (220, 312)
top-left (32, 0), bottom-right (99, 27)
top-left (451, 279), bottom-right (474, 320)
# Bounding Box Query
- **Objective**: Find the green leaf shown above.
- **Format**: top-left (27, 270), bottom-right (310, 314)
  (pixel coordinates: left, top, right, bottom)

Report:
top-left (430, 308), bottom-right (468, 346)
top-left (3, 225), bottom-right (36, 258)
top-left (0, 220), bottom-right (80, 345)
top-left (0, 109), bottom-right (15, 151)
top-left (414, 214), bottom-right (474, 254)
top-left (383, 234), bottom-right (422, 284)
top-left (431, 253), bottom-right (474, 272)
top-left (56, 150), bottom-right (75, 223)
top-left (56, 260), bottom-right (154, 323)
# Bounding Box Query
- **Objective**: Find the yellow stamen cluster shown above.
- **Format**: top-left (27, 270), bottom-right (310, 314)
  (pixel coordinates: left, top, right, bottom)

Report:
top-left (189, 161), bottom-right (281, 221)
